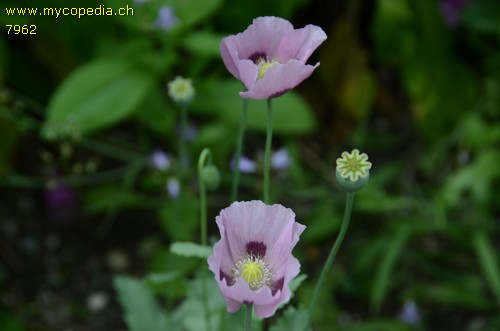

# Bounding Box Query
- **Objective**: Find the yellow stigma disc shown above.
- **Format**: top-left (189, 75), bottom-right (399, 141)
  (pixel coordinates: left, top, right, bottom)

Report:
top-left (241, 261), bottom-right (264, 286)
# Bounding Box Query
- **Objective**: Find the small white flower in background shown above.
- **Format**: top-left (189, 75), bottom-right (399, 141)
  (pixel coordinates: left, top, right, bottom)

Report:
top-left (167, 177), bottom-right (180, 198)
top-left (167, 76), bottom-right (195, 104)
top-left (153, 6), bottom-right (178, 31)
top-left (106, 249), bottom-right (130, 272)
top-left (271, 148), bottom-right (291, 170)
top-left (86, 291), bottom-right (109, 312)
top-left (151, 150), bottom-right (171, 171)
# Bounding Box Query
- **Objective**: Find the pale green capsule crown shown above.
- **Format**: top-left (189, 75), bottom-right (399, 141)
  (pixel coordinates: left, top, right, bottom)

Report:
top-left (335, 149), bottom-right (372, 192)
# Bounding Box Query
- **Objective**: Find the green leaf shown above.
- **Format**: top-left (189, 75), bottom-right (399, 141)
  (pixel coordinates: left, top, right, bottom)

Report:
top-left (145, 271), bottom-right (181, 286)
top-left (170, 242), bottom-right (212, 259)
top-left (270, 306), bottom-right (310, 331)
top-left (418, 280), bottom-right (491, 309)
top-left (370, 226), bottom-right (409, 314)
top-left (148, 248), bottom-right (199, 300)
top-left (302, 200), bottom-right (341, 243)
top-left (194, 79), bottom-right (316, 134)
top-left (173, 273), bottom-right (231, 331)
top-left (158, 195), bottom-right (199, 241)
top-left (473, 231), bottom-right (500, 309)
top-left (182, 31), bottom-right (223, 57)
top-left (0, 110), bottom-right (20, 176)
top-left (134, 88), bottom-right (175, 137)
top-left (114, 275), bottom-right (171, 331)
top-left (169, 0), bottom-right (222, 28)
top-left (42, 57), bottom-right (157, 139)
top-left (341, 320), bottom-right (411, 331)
top-left (0, 309), bottom-right (27, 331)
top-left (443, 149), bottom-right (500, 206)
top-left (84, 184), bottom-right (153, 214)
top-left (0, 35), bottom-right (6, 79)
top-left (289, 274), bottom-right (308, 294)
top-left (462, 0), bottom-right (500, 35)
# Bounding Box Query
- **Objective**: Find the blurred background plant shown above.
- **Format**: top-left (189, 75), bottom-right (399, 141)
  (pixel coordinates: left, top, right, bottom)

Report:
top-left (1, 0), bottom-right (500, 330)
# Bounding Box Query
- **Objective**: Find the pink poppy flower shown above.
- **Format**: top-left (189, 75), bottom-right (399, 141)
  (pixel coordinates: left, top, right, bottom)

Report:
top-left (220, 16), bottom-right (327, 99)
top-left (207, 200), bottom-right (306, 318)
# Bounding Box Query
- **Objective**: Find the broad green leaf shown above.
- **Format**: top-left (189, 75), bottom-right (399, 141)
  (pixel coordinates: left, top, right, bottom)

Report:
top-left (170, 242), bottom-right (212, 259)
top-left (145, 271), bottom-right (181, 286)
top-left (148, 249), bottom-right (198, 300)
top-left (42, 57), bottom-right (157, 139)
top-left (194, 80), bottom-right (316, 134)
top-left (114, 275), bottom-right (171, 331)
top-left (172, 275), bottom-right (226, 331)
top-left (182, 31), bottom-right (224, 57)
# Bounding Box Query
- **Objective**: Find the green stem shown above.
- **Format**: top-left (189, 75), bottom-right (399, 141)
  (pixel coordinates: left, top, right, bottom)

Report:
top-left (307, 192), bottom-right (355, 328)
top-left (245, 304), bottom-right (252, 331)
top-left (198, 148), bottom-right (212, 246)
top-left (201, 270), bottom-right (213, 331)
top-left (178, 104), bottom-right (189, 182)
top-left (80, 138), bottom-right (143, 162)
top-left (263, 99), bottom-right (273, 204)
top-left (231, 99), bottom-right (248, 202)
top-left (96, 159), bottom-right (144, 237)
top-left (198, 148), bottom-right (213, 331)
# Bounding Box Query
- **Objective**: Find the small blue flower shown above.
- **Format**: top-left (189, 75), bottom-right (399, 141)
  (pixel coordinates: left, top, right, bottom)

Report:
top-left (231, 155), bottom-right (257, 173)
top-left (153, 6), bottom-right (179, 32)
top-left (151, 150), bottom-right (171, 171)
top-left (271, 148), bottom-right (291, 170)
top-left (167, 177), bottom-right (180, 198)
top-left (398, 300), bottom-right (420, 326)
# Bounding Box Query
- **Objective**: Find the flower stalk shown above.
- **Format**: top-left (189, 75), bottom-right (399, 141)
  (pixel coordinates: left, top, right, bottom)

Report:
top-left (245, 304), bottom-right (252, 331)
top-left (307, 192), bottom-right (355, 327)
top-left (198, 148), bottom-right (217, 245)
top-left (231, 99), bottom-right (248, 202)
top-left (307, 149), bottom-right (371, 328)
top-left (263, 99), bottom-right (273, 203)
top-left (178, 104), bottom-right (188, 181)
top-left (198, 148), bottom-right (219, 331)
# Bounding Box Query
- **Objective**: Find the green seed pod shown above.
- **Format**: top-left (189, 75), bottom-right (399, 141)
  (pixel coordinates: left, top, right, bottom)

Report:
top-left (201, 165), bottom-right (220, 191)
top-left (335, 149), bottom-right (372, 192)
